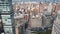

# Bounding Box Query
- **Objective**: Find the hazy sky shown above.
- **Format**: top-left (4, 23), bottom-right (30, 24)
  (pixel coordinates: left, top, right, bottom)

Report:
top-left (12, 0), bottom-right (60, 2)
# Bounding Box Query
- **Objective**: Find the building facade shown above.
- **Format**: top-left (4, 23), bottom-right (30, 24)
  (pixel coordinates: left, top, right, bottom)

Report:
top-left (52, 10), bottom-right (60, 34)
top-left (0, 0), bottom-right (15, 34)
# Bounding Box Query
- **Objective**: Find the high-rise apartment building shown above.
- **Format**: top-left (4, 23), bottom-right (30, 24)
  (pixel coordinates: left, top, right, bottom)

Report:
top-left (0, 0), bottom-right (15, 34)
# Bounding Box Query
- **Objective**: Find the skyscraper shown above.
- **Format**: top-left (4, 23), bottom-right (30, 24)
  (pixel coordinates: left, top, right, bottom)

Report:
top-left (0, 0), bottom-right (15, 34)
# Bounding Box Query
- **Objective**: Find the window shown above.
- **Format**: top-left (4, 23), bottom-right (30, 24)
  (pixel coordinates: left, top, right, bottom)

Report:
top-left (6, 6), bottom-right (10, 11)
top-left (5, 0), bottom-right (8, 2)
top-left (1, 15), bottom-right (12, 25)
top-left (0, 6), bottom-right (3, 11)
top-left (0, 5), bottom-right (10, 13)
top-left (3, 6), bottom-right (7, 11)
top-left (4, 27), bottom-right (13, 34)
top-left (5, 19), bottom-right (7, 21)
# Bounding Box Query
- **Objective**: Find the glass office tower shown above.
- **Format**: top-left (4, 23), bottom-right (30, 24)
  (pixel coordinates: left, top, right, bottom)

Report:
top-left (0, 0), bottom-right (12, 13)
top-left (0, 0), bottom-right (15, 34)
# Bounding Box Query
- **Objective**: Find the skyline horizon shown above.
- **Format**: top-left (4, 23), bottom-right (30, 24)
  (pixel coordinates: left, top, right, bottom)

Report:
top-left (12, 0), bottom-right (60, 3)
